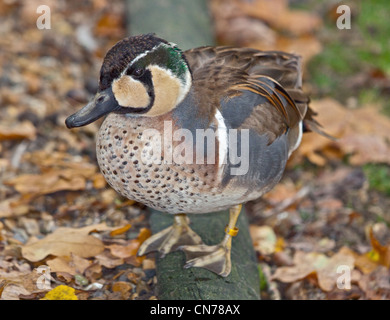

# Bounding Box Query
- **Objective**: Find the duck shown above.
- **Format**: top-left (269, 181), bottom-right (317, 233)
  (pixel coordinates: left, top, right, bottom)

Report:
top-left (65, 33), bottom-right (324, 277)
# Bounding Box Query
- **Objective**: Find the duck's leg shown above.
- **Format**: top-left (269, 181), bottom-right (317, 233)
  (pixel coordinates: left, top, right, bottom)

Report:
top-left (137, 214), bottom-right (204, 258)
top-left (179, 204), bottom-right (242, 277)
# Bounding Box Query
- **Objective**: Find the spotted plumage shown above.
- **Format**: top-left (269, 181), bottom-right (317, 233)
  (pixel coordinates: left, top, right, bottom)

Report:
top-left (66, 34), bottom-right (326, 277)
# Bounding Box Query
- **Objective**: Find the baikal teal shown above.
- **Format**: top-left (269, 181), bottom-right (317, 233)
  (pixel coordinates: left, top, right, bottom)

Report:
top-left (65, 33), bottom-right (327, 278)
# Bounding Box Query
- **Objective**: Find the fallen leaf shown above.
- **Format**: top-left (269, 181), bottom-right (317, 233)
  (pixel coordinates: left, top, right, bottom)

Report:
top-left (0, 120), bottom-right (37, 141)
top-left (368, 227), bottom-right (390, 268)
top-left (47, 254), bottom-right (91, 275)
top-left (4, 169), bottom-right (87, 197)
top-left (250, 225), bottom-right (277, 255)
top-left (0, 283), bottom-right (31, 300)
top-left (110, 223), bottom-right (132, 237)
top-left (72, 254), bottom-right (92, 274)
top-left (272, 247), bottom-right (355, 291)
top-left (107, 228), bottom-right (151, 266)
top-left (0, 268), bottom-right (49, 300)
top-left (84, 263), bottom-right (102, 282)
top-left (93, 173), bottom-right (107, 189)
top-left (358, 266), bottom-right (390, 300)
top-left (239, 0), bottom-right (322, 36)
top-left (47, 256), bottom-right (76, 275)
top-left (142, 258), bottom-right (156, 270)
top-left (107, 241), bottom-right (138, 259)
top-left (94, 12), bottom-right (124, 38)
top-left (272, 251), bottom-right (326, 283)
top-left (112, 281), bottom-right (132, 300)
top-left (290, 99), bottom-right (390, 166)
top-left (137, 228), bottom-right (152, 244)
top-left (95, 251), bottom-right (124, 269)
top-left (21, 224), bottom-right (113, 262)
top-left (317, 248), bottom-right (355, 292)
top-left (355, 254), bottom-right (380, 274)
top-left (263, 180), bottom-right (299, 205)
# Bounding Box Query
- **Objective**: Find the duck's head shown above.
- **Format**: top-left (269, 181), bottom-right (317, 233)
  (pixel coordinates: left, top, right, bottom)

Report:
top-left (65, 34), bottom-right (192, 128)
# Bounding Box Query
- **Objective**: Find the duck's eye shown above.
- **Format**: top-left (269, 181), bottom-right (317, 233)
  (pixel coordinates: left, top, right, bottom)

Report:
top-left (132, 68), bottom-right (145, 78)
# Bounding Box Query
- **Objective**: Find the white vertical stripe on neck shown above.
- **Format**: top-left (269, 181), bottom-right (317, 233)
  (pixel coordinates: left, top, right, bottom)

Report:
top-left (214, 109), bottom-right (228, 169)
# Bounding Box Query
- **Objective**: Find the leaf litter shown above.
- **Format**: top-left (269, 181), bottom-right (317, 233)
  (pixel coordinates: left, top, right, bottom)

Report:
top-left (1, 0), bottom-right (390, 300)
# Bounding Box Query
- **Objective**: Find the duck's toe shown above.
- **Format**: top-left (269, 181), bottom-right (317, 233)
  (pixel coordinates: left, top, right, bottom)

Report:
top-left (138, 214), bottom-right (204, 258)
top-left (179, 243), bottom-right (232, 277)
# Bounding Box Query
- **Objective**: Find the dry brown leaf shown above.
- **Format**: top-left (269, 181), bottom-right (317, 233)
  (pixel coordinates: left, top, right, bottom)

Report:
top-left (0, 283), bottom-right (31, 300)
top-left (71, 254), bottom-right (92, 274)
top-left (0, 121), bottom-right (37, 141)
top-left (107, 241), bottom-right (138, 259)
top-left (137, 228), bottom-right (152, 244)
top-left (239, 0), bottom-right (322, 35)
top-left (24, 150), bottom-right (97, 172)
top-left (272, 247), bottom-right (355, 291)
top-left (95, 251), bottom-right (124, 269)
top-left (107, 228), bottom-right (151, 266)
top-left (368, 227), bottom-right (390, 268)
top-left (94, 12), bottom-right (123, 38)
top-left (272, 251), bottom-right (327, 283)
top-left (273, 35), bottom-right (322, 66)
top-left (84, 263), bottom-right (102, 282)
top-left (211, 0), bottom-right (322, 63)
top-left (336, 246), bottom-right (380, 275)
top-left (0, 268), bottom-right (49, 300)
top-left (317, 248), bottom-right (355, 292)
top-left (47, 256), bottom-right (76, 275)
top-left (111, 281), bottom-right (132, 299)
top-left (21, 224), bottom-right (114, 262)
top-left (93, 173), bottom-right (107, 189)
top-left (358, 266), bottom-right (390, 300)
top-left (355, 253), bottom-right (380, 274)
top-left (4, 169), bottom-right (86, 197)
top-left (110, 223), bottom-right (132, 237)
top-left (7, 150), bottom-right (100, 198)
top-left (47, 254), bottom-right (92, 275)
top-left (290, 99), bottom-right (390, 166)
top-left (250, 225), bottom-right (277, 255)
top-left (262, 179), bottom-right (299, 205)
top-left (0, 195), bottom-right (32, 218)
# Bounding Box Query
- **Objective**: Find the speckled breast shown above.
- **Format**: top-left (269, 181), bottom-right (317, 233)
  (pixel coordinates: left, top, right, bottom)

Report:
top-left (96, 113), bottom-right (248, 214)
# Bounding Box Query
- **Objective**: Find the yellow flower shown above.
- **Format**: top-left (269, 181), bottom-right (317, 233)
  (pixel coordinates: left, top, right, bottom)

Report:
top-left (41, 285), bottom-right (78, 300)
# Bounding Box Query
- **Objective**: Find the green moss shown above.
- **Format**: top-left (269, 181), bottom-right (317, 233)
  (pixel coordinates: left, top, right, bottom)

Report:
top-left (307, 0), bottom-right (390, 104)
top-left (363, 163), bottom-right (390, 195)
top-left (258, 265), bottom-right (268, 292)
top-left (357, 0), bottom-right (390, 73)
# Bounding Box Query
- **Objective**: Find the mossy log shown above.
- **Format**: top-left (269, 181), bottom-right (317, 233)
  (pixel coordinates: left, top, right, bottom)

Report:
top-left (150, 209), bottom-right (260, 300)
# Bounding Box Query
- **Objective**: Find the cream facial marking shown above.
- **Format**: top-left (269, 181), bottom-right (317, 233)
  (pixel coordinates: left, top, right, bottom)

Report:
top-left (145, 65), bottom-right (182, 117)
top-left (112, 75), bottom-right (150, 108)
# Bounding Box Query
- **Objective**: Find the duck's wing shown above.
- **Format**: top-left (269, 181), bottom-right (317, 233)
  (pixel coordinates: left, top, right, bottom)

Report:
top-left (184, 46), bottom-right (327, 143)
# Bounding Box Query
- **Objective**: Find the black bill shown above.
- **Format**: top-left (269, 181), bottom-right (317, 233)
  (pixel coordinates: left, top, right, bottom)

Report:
top-left (65, 88), bottom-right (120, 128)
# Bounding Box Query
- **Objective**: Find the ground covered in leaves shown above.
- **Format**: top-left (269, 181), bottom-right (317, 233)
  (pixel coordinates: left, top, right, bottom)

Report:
top-left (1, 0), bottom-right (390, 300)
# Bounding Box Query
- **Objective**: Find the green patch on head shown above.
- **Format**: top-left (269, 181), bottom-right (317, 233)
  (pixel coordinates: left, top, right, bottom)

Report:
top-left (164, 43), bottom-right (189, 82)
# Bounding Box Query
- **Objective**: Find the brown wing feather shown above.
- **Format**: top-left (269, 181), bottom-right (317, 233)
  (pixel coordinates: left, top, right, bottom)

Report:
top-left (185, 46), bottom-right (306, 129)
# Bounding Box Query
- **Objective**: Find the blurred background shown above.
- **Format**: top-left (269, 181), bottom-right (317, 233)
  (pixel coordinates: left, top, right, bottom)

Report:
top-left (0, 0), bottom-right (389, 300)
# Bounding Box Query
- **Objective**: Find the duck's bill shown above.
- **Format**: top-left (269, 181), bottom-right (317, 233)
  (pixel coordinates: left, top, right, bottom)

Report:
top-left (65, 88), bottom-right (120, 128)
